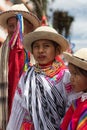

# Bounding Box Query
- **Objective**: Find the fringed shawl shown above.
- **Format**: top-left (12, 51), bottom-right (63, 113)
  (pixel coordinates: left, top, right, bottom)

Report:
top-left (7, 62), bottom-right (72, 130)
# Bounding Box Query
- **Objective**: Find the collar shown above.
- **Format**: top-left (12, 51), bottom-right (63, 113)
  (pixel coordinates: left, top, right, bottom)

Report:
top-left (81, 92), bottom-right (87, 102)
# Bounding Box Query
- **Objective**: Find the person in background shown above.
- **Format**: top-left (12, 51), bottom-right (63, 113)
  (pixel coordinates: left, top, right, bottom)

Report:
top-left (60, 48), bottom-right (87, 130)
top-left (7, 26), bottom-right (77, 130)
top-left (0, 3), bottom-right (40, 130)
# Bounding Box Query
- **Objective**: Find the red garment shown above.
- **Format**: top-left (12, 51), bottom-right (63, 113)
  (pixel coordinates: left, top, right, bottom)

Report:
top-left (8, 28), bottom-right (30, 118)
top-left (60, 98), bottom-right (87, 130)
top-left (55, 56), bottom-right (64, 65)
top-left (8, 45), bottom-right (25, 117)
top-left (20, 122), bottom-right (34, 130)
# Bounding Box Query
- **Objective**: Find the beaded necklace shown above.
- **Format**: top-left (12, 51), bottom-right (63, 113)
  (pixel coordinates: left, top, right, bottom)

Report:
top-left (34, 60), bottom-right (66, 78)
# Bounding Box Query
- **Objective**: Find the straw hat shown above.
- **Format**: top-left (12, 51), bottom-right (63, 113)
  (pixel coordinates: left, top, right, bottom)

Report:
top-left (23, 26), bottom-right (69, 53)
top-left (0, 3), bottom-right (40, 29)
top-left (63, 48), bottom-right (87, 71)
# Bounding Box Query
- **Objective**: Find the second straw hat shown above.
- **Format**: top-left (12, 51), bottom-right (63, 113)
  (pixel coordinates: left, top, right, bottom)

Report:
top-left (0, 3), bottom-right (40, 29)
top-left (63, 48), bottom-right (87, 71)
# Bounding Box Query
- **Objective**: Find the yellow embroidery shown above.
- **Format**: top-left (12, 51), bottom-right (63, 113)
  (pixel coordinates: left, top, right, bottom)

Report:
top-left (35, 61), bottom-right (63, 77)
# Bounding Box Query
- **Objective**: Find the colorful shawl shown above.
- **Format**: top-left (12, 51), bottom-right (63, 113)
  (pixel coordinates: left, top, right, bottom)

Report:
top-left (60, 95), bottom-right (87, 130)
top-left (7, 59), bottom-right (73, 130)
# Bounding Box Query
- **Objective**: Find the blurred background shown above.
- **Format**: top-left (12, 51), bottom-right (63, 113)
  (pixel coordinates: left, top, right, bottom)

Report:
top-left (0, 0), bottom-right (87, 52)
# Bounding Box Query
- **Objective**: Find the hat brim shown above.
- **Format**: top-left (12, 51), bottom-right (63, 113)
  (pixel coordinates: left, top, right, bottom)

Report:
top-left (0, 10), bottom-right (40, 29)
top-left (63, 52), bottom-right (87, 70)
top-left (23, 31), bottom-right (69, 54)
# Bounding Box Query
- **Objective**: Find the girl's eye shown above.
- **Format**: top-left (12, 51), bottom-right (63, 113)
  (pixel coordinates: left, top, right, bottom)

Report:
top-left (74, 72), bottom-right (77, 75)
top-left (70, 70), bottom-right (77, 76)
top-left (72, 72), bottom-right (77, 76)
top-left (33, 45), bottom-right (39, 48)
top-left (44, 44), bottom-right (50, 47)
top-left (8, 25), bottom-right (15, 28)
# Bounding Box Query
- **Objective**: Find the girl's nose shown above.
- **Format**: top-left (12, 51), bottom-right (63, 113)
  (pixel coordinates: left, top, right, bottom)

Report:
top-left (38, 46), bottom-right (44, 52)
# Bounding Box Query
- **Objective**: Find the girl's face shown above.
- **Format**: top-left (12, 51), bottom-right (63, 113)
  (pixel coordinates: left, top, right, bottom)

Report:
top-left (7, 17), bottom-right (34, 37)
top-left (7, 17), bottom-right (17, 37)
top-left (32, 39), bottom-right (58, 65)
top-left (68, 64), bottom-right (87, 92)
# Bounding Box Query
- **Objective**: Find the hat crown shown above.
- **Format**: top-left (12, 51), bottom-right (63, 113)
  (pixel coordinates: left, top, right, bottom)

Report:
top-left (34, 26), bottom-right (58, 34)
top-left (74, 48), bottom-right (87, 61)
top-left (8, 3), bottom-right (29, 12)
top-left (0, 3), bottom-right (40, 29)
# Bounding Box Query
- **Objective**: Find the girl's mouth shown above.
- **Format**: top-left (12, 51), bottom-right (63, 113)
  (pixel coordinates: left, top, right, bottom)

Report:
top-left (38, 55), bottom-right (46, 59)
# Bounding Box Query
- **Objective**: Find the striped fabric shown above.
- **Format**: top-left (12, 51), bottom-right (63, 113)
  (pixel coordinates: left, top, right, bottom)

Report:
top-left (0, 37), bottom-right (9, 130)
top-left (60, 96), bottom-right (87, 130)
top-left (7, 63), bottom-right (74, 130)
top-left (76, 109), bottom-right (87, 130)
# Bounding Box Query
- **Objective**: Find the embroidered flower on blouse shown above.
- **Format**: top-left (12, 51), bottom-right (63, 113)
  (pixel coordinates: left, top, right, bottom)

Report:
top-left (17, 87), bottom-right (22, 96)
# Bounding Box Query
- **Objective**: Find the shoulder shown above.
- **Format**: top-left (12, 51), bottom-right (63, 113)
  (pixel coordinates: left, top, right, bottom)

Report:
top-left (62, 68), bottom-right (71, 83)
top-left (17, 66), bottom-right (34, 95)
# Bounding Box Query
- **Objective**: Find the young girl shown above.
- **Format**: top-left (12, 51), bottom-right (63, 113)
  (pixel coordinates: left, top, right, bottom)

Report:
top-left (7, 26), bottom-right (77, 130)
top-left (60, 48), bottom-right (87, 130)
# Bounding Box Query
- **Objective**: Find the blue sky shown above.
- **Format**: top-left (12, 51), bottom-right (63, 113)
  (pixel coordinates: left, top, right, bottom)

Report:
top-left (47, 0), bottom-right (87, 51)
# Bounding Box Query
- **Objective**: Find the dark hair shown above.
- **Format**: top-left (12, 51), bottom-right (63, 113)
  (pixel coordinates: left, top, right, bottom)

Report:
top-left (23, 18), bottom-right (33, 25)
top-left (53, 41), bottom-right (61, 54)
top-left (69, 63), bottom-right (87, 77)
top-left (31, 39), bottom-right (61, 54)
